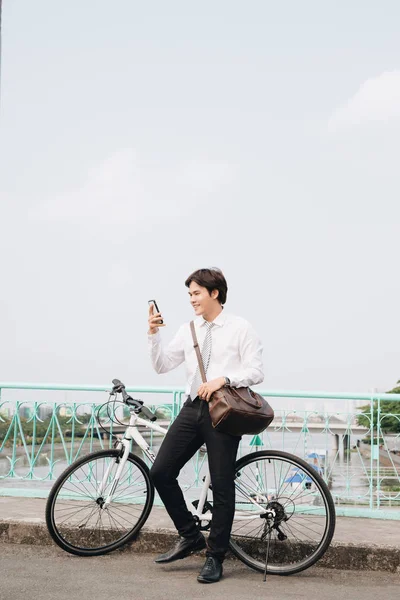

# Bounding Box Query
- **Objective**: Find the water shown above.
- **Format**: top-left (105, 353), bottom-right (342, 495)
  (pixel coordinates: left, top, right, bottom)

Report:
top-left (0, 431), bottom-right (370, 501)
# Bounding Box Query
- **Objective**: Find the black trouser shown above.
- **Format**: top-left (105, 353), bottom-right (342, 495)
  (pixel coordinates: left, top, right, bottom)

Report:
top-left (150, 397), bottom-right (240, 562)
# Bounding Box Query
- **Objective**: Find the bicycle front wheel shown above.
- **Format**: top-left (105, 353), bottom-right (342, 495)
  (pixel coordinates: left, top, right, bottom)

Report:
top-left (230, 450), bottom-right (336, 575)
top-left (45, 449), bottom-right (154, 556)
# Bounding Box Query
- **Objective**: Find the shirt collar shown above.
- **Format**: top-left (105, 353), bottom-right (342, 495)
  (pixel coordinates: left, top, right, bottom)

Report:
top-left (197, 310), bottom-right (227, 328)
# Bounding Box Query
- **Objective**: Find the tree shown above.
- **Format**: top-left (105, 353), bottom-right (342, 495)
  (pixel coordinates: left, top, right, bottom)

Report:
top-left (357, 381), bottom-right (400, 433)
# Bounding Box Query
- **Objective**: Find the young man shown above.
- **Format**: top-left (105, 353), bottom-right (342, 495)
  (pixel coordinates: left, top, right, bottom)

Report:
top-left (147, 267), bottom-right (264, 583)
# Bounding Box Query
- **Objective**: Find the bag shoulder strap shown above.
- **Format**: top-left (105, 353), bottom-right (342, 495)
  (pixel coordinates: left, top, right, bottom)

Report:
top-left (190, 321), bottom-right (207, 383)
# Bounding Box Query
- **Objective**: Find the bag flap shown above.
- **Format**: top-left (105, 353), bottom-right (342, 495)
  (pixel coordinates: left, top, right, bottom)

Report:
top-left (228, 387), bottom-right (262, 409)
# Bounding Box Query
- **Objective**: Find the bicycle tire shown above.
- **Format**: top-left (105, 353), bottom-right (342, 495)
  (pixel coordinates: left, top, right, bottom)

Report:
top-left (229, 450), bottom-right (336, 575)
top-left (45, 449), bottom-right (154, 557)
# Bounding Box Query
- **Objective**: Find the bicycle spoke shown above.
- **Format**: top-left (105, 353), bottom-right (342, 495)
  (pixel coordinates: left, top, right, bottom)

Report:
top-left (48, 450), bottom-right (153, 554)
top-left (55, 503), bottom-right (97, 525)
top-left (230, 451), bottom-right (335, 575)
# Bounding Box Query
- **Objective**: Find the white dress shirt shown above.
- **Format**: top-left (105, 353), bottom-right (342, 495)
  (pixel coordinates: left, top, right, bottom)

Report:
top-left (148, 311), bottom-right (264, 396)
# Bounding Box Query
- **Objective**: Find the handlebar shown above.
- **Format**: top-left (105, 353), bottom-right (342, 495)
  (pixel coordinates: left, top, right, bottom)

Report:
top-left (111, 378), bottom-right (157, 422)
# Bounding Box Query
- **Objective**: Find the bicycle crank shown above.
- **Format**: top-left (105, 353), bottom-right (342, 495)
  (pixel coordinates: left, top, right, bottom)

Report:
top-left (192, 499), bottom-right (213, 531)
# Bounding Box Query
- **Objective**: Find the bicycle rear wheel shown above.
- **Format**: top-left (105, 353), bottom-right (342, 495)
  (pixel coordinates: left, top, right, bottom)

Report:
top-left (230, 450), bottom-right (335, 575)
top-left (45, 449), bottom-right (154, 556)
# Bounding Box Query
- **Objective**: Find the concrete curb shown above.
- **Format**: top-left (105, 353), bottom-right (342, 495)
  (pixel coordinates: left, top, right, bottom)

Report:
top-left (1, 520), bottom-right (399, 574)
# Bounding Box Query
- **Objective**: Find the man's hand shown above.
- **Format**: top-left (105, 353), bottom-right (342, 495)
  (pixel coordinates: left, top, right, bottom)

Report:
top-left (197, 377), bottom-right (226, 402)
top-left (148, 303), bottom-right (163, 335)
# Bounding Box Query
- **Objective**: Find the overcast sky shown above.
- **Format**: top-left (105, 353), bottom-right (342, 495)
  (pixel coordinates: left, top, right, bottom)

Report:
top-left (0, 1), bottom-right (399, 404)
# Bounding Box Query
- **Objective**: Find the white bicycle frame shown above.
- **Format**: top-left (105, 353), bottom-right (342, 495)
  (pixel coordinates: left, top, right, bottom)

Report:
top-left (101, 407), bottom-right (273, 522)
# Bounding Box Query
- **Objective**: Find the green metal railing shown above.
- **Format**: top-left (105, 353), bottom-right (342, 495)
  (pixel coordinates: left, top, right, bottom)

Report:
top-left (1, 383), bottom-right (399, 519)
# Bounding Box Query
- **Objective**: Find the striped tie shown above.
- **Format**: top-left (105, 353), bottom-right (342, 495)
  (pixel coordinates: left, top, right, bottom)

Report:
top-left (190, 321), bottom-right (215, 400)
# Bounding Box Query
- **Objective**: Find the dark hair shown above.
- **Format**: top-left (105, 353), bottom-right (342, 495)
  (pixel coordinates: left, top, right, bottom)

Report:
top-left (185, 267), bottom-right (228, 305)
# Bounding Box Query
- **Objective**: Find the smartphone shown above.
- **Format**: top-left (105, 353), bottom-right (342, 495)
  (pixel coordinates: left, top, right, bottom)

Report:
top-left (148, 299), bottom-right (164, 325)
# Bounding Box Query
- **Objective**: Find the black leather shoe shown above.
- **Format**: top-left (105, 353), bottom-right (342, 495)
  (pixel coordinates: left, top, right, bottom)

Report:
top-left (155, 533), bottom-right (206, 564)
top-left (197, 556), bottom-right (223, 583)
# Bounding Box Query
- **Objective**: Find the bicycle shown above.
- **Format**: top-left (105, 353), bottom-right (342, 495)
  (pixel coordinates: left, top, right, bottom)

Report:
top-left (45, 379), bottom-right (336, 577)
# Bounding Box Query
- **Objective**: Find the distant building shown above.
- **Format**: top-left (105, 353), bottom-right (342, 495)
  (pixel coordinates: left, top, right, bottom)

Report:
top-left (18, 406), bottom-right (32, 419)
top-left (58, 406), bottom-right (69, 417)
top-left (39, 405), bottom-right (53, 420)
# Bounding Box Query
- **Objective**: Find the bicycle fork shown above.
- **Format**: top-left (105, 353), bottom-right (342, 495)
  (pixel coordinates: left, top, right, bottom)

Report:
top-left (96, 440), bottom-right (131, 507)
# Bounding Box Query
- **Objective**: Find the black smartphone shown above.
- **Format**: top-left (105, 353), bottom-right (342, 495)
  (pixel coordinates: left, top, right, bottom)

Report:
top-left (148, 299), bottom-right (164, 325)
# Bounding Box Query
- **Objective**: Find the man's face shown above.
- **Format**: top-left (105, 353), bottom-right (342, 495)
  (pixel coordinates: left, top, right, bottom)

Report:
top-left (188, 281), bottom-right (217, 316)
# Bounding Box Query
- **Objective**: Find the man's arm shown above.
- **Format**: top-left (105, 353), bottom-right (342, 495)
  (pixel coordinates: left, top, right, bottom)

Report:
top-left (228, 322), bottom-right (264, 388)
top-left (148, 326), bottom-right (185, 374)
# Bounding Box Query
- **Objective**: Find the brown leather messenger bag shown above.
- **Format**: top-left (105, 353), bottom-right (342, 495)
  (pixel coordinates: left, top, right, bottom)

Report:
top-left (190, 321), bottom-right (274, 436)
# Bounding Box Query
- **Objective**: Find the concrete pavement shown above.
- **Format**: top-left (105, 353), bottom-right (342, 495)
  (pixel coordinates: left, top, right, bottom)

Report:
top-left (0, 543), bottom-right (399, 600)
top-left (0, 496), bottom-right (399, 573)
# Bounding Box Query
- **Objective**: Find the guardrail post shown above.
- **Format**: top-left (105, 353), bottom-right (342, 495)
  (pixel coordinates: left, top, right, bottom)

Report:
top-left (376, 397), bottom-right (381, 510)
top-left (29, 403), bottom-right (38, 480)
top-left (369, 396), bottom-right (374, 510)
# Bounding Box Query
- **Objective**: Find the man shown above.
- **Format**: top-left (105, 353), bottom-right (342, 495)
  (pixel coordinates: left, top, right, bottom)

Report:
top-left (148, 267), bottom-right (264, 583)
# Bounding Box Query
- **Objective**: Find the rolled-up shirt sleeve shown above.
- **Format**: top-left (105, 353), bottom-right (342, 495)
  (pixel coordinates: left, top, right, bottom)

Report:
top-left (148, 325), bottom-right (185, 374)
top-left (228, 323), bottom-right (264, 388)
